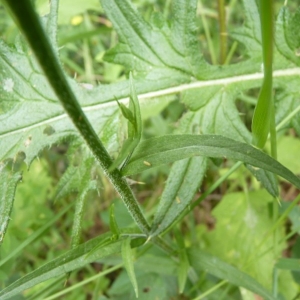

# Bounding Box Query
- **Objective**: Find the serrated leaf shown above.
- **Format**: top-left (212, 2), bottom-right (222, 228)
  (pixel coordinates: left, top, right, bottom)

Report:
top-left (231, 0), bottom-right (261, 56)
top-left (188, 249), bottom-right (276, 300)
top-left (121, 134), bottom-right (300, 191)
top-left (121, 237), bottom-right (138, 298)
top-left (0, 166), bottom-right (22, 244)
top-left (275, 7), bottom-right (300, 66)
top-left (0, 233), bottom-right (122, 300)
top-left (101, 0), bottom-right (209, 79)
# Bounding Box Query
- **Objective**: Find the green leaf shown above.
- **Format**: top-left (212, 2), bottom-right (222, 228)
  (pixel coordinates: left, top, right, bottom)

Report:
top-left (0, 233), bottom-right (122, 300)
top-left (231, 0), bottom-right (262, 56)
top-left (246, 165), bottom-right (279, 197)
top-left (121, 237), bottom-right (138, 298)
top-left (0, 166), bottom-right (22, 244)
top-left (275, 258), bottom-right (300, 271)
top-left (109, 73), bottom-right (142, 172)
top-left (174, 229), bottom-right (189, 294)
top-left (100, 0), bottom-right (209, 79)
top-left (150, 157), bottom-right (207, 236)
top-left (110, 204), bottom-right (120, 240)
top-left (0, 202), bottom-right (73, 268)
top-left (188, 248), bottom-right (276, 300)
top-left (275, 7), bottom-right (300, 66)
top-left (122, 134), bottom-right (300, 190)
top-left (181, 87), bottom-right (252, 143)
top-left (70, 159), bottom-right (97, 249)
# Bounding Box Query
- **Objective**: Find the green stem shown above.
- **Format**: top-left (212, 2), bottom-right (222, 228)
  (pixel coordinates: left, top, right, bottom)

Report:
top-left (217, 0), bottom-right (227, 64)
top-left (199, 0), bottom-right (217, 65)
top-left (2, 0), bottom-right (150, 234)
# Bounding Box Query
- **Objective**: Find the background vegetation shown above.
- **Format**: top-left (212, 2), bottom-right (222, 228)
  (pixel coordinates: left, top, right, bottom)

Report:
top-left (1, 0), bottom-right (300, 299)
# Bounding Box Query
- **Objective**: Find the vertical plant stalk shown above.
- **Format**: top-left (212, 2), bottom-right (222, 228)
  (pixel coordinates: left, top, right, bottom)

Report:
top-left (217, 0), bottom-right (227, 64)
top-left (199, 0), bottom-right (217, 65)
top-left (2, 0), bottom-right (150, 234)
top-left (252, 0), bottom-right (276, 154)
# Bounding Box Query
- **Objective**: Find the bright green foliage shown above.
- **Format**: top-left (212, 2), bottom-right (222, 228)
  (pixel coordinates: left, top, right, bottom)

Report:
top-left (202, 190), bottom-right (297, 299)
top-left (1, 0), bottom-right (300, 299)
top-left (188, 249), bottom-right (276, 300)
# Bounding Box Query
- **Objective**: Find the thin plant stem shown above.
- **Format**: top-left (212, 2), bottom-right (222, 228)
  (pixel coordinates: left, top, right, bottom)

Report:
top-left (193, 280), bottom-right (227, 300)
top-left (224, 41), bottom-right (238, 65)
top-left (43, 264), bottom-right (122, 300)
top-left (199, 0), bottom-right (217, 65)
top-left (217, 0), bottom-right (227, 64)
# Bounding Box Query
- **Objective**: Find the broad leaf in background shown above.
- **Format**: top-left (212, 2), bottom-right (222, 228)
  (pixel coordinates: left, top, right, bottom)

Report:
top-left (202, 190), bottom-right (297, 299)
top-left (0, 166), bottom-right (22, 244)
top-left (188, 248), bottom-right (276, 300)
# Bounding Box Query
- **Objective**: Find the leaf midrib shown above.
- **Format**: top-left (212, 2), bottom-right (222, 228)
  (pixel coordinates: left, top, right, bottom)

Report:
top-left (1, 68), bottom-right (299, 139)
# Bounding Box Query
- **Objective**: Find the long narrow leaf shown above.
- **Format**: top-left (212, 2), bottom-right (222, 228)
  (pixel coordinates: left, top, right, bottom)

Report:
top-left (121, 237), bottom-right (139, 298)
top-left (0, 233), bottom-right (122, 300)
top-left (151, 157), bottom-right (207, 236)
top-left (121, 135), bottom-right (300, 190)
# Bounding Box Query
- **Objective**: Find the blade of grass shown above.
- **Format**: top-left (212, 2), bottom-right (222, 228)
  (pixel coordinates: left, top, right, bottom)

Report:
top-left (43, 264), bottom-right (122, 300)
top-left (0, 202), bottom-right (73, 267)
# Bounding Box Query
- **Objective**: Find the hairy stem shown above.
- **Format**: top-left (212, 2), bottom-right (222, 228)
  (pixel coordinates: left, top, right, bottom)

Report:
top-left (2, 0), bottom-right (150, 233)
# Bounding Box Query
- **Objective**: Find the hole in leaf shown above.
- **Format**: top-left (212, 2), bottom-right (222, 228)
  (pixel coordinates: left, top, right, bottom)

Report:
top-left (24, 135), bottom-right (32, 147)
top-left (43, 125), bottom-right (55, 136)
top-left (13, 151), bottom-right (26, 171)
